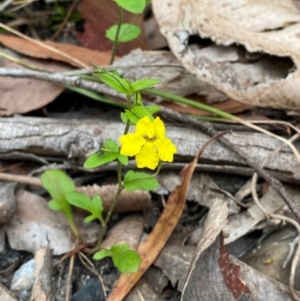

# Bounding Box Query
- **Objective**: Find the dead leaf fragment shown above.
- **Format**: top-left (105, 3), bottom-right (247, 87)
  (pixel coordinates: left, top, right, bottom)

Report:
top-left (153, 0), bottom-right (300, 109)
top-left (101, 215), bottom-right (143, 250)
top-left (77, 184), bottom-right (151, 214)
top-left (0, 35), bottom-right (110, 68)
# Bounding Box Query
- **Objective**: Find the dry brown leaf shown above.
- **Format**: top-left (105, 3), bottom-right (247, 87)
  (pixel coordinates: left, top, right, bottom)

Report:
top-left (77, 0), bottom-right (148, 54)
top-left (101, 215), bottom-right (143, 250)
top-left (0, 59), bottom-right (65, 115)
top-left (153, 0), bottom-right (300, 109)
top-left (154, 244), bottom-right (194, 292)
top-left (0, 34), bottom-right (111, 68)
top-left (76, 184), bottom-right (151, 214)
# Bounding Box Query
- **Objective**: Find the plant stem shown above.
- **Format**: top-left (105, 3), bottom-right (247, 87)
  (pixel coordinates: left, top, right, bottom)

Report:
top-left (142, 88), bottom-right (238, 120)
top-left (96, 161), bottom-right (123, 250)
top-left (110, 6), bottom-right (123, 65)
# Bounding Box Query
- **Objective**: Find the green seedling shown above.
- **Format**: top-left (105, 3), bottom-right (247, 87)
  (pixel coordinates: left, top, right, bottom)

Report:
top-left (41, 169), bottom-right (80, 242)
top-left (93, 243), bottom-right (141, 273)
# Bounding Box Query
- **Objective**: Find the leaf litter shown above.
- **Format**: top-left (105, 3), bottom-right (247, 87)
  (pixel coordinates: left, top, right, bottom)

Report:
top-left (0, 0), bottom-right (300, 300)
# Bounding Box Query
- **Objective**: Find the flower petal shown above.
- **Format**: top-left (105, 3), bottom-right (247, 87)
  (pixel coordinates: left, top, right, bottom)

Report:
top-left (136, 142), bottom-right (159, 170)
top-left (119, 133), bottom-right (145, 156)
top-left (136, 116), bottom-right (152, 136)
top-left (154, 137), bottom-right (177, 162)
top-left (153, 117), bottom-right (165, 138)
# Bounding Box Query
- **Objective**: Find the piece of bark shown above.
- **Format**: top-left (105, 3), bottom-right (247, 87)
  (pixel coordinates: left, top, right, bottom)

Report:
top-left (31, 247), bottom-right (54, 301)
top-left (101, 214), bottom-right (144, 250)
top-left (0, 117), bottom-right (299, 182)
top-left (0, 283), bottom-right (17, 301)
top-left (0, 182), bottom-right (16, 224)
top-left (77, 184), bottom-right (151, 214)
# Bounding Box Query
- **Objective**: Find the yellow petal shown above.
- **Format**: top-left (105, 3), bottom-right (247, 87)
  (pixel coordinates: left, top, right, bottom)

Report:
top-left (136, 116), bottom-right (152, 136)
top-left (119, 133), bottom-right (145, 156)
top-left (136, 142), bottom-right (159, 170)
top-left (154, 137), bottom-right (177, 162)
top-left (153, 117), bottom-right (165, 138)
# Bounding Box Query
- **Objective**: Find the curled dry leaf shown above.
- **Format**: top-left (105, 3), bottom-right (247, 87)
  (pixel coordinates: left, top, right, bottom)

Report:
top-left (76, 184), bottom-right (151, 213)
top-left (101, 215), bottom-right (144, 250)
top-left (153, 0), bottom-right (300, 109)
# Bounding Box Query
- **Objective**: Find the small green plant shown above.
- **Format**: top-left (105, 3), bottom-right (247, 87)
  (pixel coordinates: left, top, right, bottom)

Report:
top-left (106, 0), bottom-right (150, 64)
top-left (41, 68), bottom-right (177, 273)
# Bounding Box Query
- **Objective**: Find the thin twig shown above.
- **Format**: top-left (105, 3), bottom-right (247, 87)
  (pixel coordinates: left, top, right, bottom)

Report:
top-left (65, 254), bottom-right (75, 301)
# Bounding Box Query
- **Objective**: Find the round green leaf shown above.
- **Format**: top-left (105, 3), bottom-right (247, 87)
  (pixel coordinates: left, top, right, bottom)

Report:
top-left (113, 0), bottom-right (146, 14)
top-left (124, 170), bottom-right (159, 191)
top-left (106, 24), bottom-right (141, 43)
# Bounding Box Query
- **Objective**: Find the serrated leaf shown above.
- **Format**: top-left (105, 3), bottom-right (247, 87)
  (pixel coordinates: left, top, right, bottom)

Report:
top-left (113, 0), bottom-right (146, 14)
top-left (84, 152), bottom-right (119, 168)
top-left (106, 24), bottom-right (141, 43)
top-left (105, 139), bottom-right (119, 153)
top-left (118, 154), bottom-right (128, 166)
top-left (132, 79), bottom-right (160, 91)
top-left (124, 170), bottom-right (159, 191)
top-left (95, 72), bottom-right (132, 94)
top-left (111, 243), bottom-right (141, 273)
top-left (93, 249), bottom-right (111, 260)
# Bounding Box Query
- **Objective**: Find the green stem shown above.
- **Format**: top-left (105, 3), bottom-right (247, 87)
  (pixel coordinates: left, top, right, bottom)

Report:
top-left (109, 6), bottom-right (123, 65)
top-left (68, 217), bottom-right (82, 244)
top-left (142, 88), bottom-right (238, 120)
top-left (96, 161), bottom-right (123, 250)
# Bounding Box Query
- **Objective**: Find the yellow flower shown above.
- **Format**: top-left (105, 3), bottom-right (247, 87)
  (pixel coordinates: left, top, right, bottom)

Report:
top-left (119, 116), bottom-right (177, 170)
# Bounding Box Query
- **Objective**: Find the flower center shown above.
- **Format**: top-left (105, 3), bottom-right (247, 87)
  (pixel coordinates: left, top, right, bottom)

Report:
top-left (144, 135), bottom-right (157, 142)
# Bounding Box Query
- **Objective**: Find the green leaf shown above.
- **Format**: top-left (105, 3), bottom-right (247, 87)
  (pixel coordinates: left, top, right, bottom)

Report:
top-left (118, 154), bottom-right (128, 165)
top-left (41, 170), bottom-right (75, 216)
top-left (124, 110), bottom-right (139, 124)
top-left (93, 249), bottom-right (111, 260)
top-left (145, 105), bottom-right (161, 115)
top-left (105, 139), bottom-right (119, 153)
top-left (131, 106), bottom-right (153, 120)
top-left (113, 0), bottom-right (146, 14)
top-left (84, 152), bottom-right (119, 168)
top-left (84, 215), bottom-right (97, 223)
top-left (132, 79), bottom-right (160, 91)
top-left (134, 91), bottom-right (142, 105)
top-left (120, 112), bottom-right (128, 124)
top-left (106, 23), bottom-right (141, 43)
top-left (124, 170), bottom-right (159, 191)
top-left (111, 243), bottom-right (141, 273)
top-left (66, 192), bottom-right (103, 222)
top-left (94, 72), bottom-right (132, 94)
